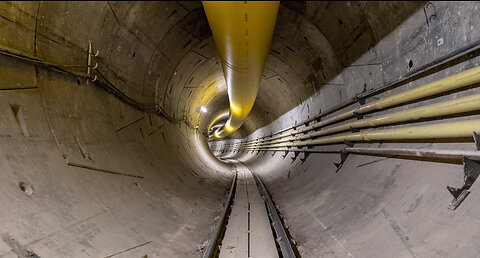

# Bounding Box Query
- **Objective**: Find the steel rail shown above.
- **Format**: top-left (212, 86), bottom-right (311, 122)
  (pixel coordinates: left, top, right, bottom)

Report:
top-left (203, 168), bottom-right (237, 258)
top-left (251, 172), bottom-right (296, 258)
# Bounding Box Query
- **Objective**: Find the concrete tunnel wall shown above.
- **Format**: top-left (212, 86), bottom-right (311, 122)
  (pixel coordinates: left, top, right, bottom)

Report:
top-left (1, 1), bottom-right (480, 257)
top-left (212, 1), bottom-right (480, 257)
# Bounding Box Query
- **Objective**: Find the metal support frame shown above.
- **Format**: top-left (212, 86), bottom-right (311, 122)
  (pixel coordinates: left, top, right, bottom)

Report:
top-left (473, 131), bottom-right (480, 150)
top-left (299, 150), bottom-right (310, 163)
top-left (353, 93), bottom-right (366, 105)
top-left (334, 140), bottom-right (355, 172)
top-left (86, 40), bottom-right (99, 84)
top-left (290, 151), bottom-right (300, 163)
top-left (447, 131), bottom-right (480, 210)
top-left (447, 157), bottom-right (480, 210)
top-left (353, 111), bottom-right (364, 120)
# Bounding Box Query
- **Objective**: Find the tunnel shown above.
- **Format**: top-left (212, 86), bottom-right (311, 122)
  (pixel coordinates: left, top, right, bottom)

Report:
top-left (1, 1), bottom-right (480, 257)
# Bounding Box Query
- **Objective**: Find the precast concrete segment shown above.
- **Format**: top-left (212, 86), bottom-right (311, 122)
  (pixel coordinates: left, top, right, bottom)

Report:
top-left (0, 58), bottom-right (232, 257)
top-left (202, 1), bottom-right (280, 138)
top-left (3, 1), bottom-right (480, 258)
top-left (219, 165), bottom-right (278, 258)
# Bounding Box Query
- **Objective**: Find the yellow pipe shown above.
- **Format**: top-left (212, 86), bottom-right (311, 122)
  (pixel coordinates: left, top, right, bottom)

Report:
top-left (241, 65), bottom-right (480, 145)
top-left (249, 93), bottom-right (480, 147)
top-left (202, 1), bottom-right (279, 138)
top-left (244, 119), bottom-right (480, 148)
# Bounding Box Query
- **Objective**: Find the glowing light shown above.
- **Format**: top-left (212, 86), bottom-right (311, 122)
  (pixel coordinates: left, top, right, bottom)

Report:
top-left (200, 106), bottom-right (208, 113)
top-left (225, 121), bottom-right (234, 132)
top-left (230, 103), bottom-right (242, 116)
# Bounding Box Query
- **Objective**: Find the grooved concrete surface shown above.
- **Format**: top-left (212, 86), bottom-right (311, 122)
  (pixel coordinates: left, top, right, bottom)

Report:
top-left (212, 1), bottom-right (480, 258)
top-left (1, 1), bottom-right (480, 257)
top-left (0, 70), bottom-right (232, 257)
top-left (219, 164), bottom-right (278, 258)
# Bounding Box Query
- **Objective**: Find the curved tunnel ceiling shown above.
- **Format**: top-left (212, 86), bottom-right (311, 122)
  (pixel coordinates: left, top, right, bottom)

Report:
top-left (2, 1), bottom-right (480, 257)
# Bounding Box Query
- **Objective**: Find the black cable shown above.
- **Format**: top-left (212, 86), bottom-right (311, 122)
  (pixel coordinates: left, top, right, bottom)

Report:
top-left (0, 46), bottom-right (197, 128)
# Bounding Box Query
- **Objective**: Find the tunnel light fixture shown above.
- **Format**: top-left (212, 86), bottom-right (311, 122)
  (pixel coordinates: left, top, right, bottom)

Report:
top-left (200, 106), bottom-right (208, 113)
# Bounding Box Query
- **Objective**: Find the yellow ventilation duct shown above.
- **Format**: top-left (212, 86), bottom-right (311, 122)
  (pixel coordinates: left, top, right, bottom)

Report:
top-left (202, 1), bottom-right (280, 138)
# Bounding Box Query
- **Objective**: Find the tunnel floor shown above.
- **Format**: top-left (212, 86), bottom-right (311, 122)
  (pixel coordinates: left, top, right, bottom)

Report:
top-left (219, 163), bottom-right (278, 257)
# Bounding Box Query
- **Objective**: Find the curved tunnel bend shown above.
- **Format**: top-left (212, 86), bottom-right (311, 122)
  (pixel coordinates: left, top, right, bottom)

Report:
top-left (1, 1), bottom-right (480, 257)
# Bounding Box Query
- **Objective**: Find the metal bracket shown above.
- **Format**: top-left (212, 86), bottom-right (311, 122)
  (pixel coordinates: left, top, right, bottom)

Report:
top-left (282, 150), bottom-right (289, 159)
top-left (333, 151), bottom-right (348, 172)
top-left (300, 151), bottom-right (310, 163)
top-left (350, 126), bottom-right (360, 133)
top-left (86, 40), bottom-right (100, 85)
top-left (353, 94), bottom-right (366, 105)
top-left (353, 111), bottom-right (364, 120)
top-left (447, 157), bottom-right (480, 210)
top-left (473, 131), bottom-right (480, 151)
top-left (358, 97), bottom-right (366, 105)
top-left (299, 146), bottom-right (313, 163)
top-left (272, 150), bottom-right (277, 157)
top-left (344, 140), bottom-right (355, 147)
top-left (291, 151), bottom-right (300, 163)
top-left (333, 140), bottom-right (355, 173)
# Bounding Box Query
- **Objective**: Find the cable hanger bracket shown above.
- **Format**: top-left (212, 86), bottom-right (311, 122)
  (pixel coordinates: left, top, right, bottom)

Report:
top-left (353, 111), bottom-right (364, 120)
top-left (282, 148), bottom-right (290, 159)
top-left (334, 140), bottom-right (355, 173)
top-left (353, 93), bottom-right (366, 105)
top-left (447, 156), bottom-right (480, 210)
top-left (299, 146), bottom-right (312, 163)
top-left (86, 40), bottom-right (99, 85)
top-left (447, 131), bottom-right (480, 210)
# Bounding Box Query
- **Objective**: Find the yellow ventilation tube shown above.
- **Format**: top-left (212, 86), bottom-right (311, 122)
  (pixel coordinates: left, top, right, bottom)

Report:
top-left (202, 1), bottom-right (279, 138)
